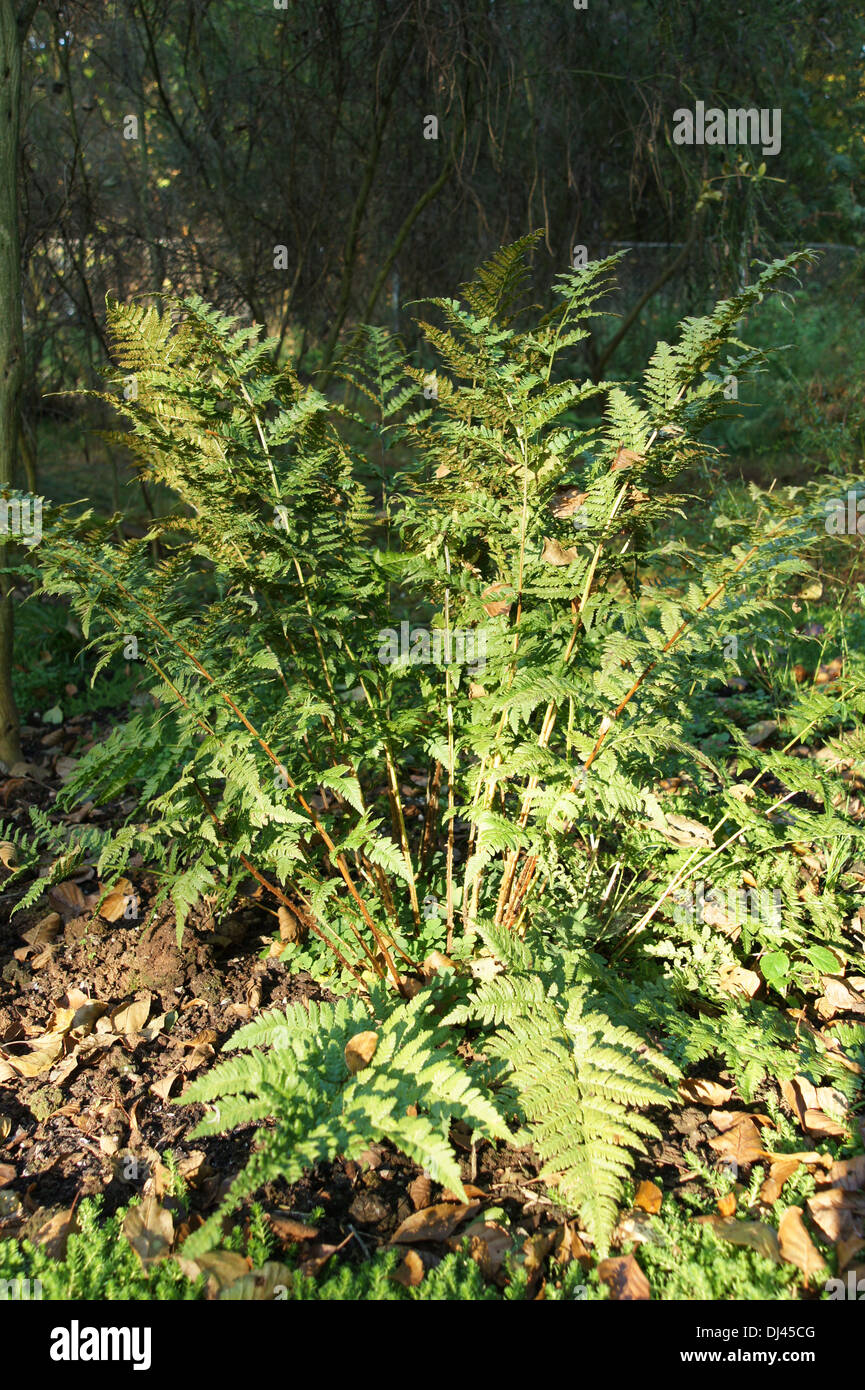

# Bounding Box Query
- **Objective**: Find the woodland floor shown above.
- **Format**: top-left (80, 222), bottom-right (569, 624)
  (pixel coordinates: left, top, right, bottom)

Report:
top-left (1, 690), bottom-right (864, 1300)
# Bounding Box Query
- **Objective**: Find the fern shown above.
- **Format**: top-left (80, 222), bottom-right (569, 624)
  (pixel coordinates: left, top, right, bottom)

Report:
top-left (179, 986), bottom-right (509, 1258)
top-left (452, 923), bottom-right (678, 1252)
top-left (28, 237), bottom-right (865, 1255)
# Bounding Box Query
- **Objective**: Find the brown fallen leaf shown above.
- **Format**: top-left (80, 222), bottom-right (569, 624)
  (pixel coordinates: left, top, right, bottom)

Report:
top-left (829, 1155), bottom-right (865, 1190)
top-left (300, 1237), bottom-right (351, 1278)
top-left (633, 1179), bottom-right (663, 1214)
top-left (540, 536), bottom-right (578, 566)
top-left (0, 1163), bottom-right (15, 1187)
top-left (344, 1031), bottom-right (378, 1075)
top-left (440, 1182), bottom-right (486, 1202)
top-left (814, 657), bottom-right (843, 685)
top-left (610, 446), bottom-right (644, 472)
top-left (659, 814), bottom-right (715, 848)
top-left (21, 913), bottom-right (61, 947)
top-left (705, 1217), bottom-right (780, 1262)
top-left (98, 879), bottom-right (136, 922)
top-left (717, 1193), bottom-right (737, 1218)
top-left (806, 1189), bottom-right (865, 1245)
top-left (408, 1175), bottom-right (433, 1211)
top-left (549, 487), bottom-right (589, 519)
top-left (597, 1254), bottom-right (651, 1299)
top-left (27, 1206), bottom-right (77, 1259)
top-left (392, 1201), bottom-right (480, 1244)
top-left (0, 840), bottom-right (19, 869)
top-left (0, 1031), bottom-right (64, 1077)
top-left (391, 1249), bottom-right (426, 1288)
top-left (480, 583), bottom-right (513, 618)
top-left (708, 1114), bottom-right (766, 1168)
top-left (150, 1071), bottom-right (181, 1103)
top-left (277, 906), bottom-right (305, 944)
top-left (816, 976), bottom-right (865, 1020)
top-left (112, 993), bottom-right (153, 1036)
top-left (266, 1211), bottom-right (320, 1244)
top-left (802, 1109), bottom-right (847, 1140)
top-left (419, 950), bottom-right (455, 980)
top-left (48, 880), bottom-right (86, 915)
top-left (456, 1220), bottom-right (511, 1280)
top-left (777, 1206), bottom-right (827, 1278)
top-left (717, 964), bottom-right (761, 999)
top-left (678, 1078), bottom-right (734, 1107)
top-left (122, 1194), bottom-right (175, 1266)
top-left (760, 1157), bottom-right (801, 1205)
top-left (522, 1229), bottom-right (556, 1281)
top-left (552, 1222), bottom-right (590, 1267)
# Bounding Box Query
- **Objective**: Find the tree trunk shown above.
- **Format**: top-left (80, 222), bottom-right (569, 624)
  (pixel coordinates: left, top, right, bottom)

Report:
top-left (0, 0), bottom-right (32, 765)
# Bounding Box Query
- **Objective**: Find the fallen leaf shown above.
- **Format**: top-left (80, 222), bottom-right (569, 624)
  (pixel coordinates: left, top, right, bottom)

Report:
top-left (708, 1114), bottom-right (766, 1168)
top-left (28, 1206), bottom-right (77, 1259)
top-left (192, 1249), bottom-right (251, 1292)
top-left (660, 814), bottom-right (715, 848)
top-left (150, 1071), bottom-right (180, 1103)
top-left (21, 913), bottom-right (61, 947)
top-left (717, 1193), bottom-right (737, 1218)
top-left (777, 1206), bottom-right (827, 1277)
top-left (760, 1157), bottom-right (801, 1205)
top-left (480, 583), bottom-right (513, 618)
top-left (597, 1254), bottom-right (650, 1299)
top-left (633, 1179), bottom-right (663, 1214)
top-left (220, 1261), bottom-right (295, 1300)
top-left (610, 446), bottom-right (644, 472)
top-left (392, 1201), bottom-right (480, 1244)
top-left (266, 1211), bottom-right (320, 1244)
top-left (392, 1249), bottom-right (425, 1288)
top-left (277, 906), bottom-right (304, 943)
top-left (540, 536), bottom-right (578, 566)
top-left (408, 1175), bottom-right (433, 1211)
top-left (0, 1163), bottom-right (14, 1187)
top-left (549, 487), bottom-right (588, 518)
top-left (299, 1237), bottom-right (351, 1278)
top-left (122, 1194), bottom-right (175, 1266)
top-left (140, 1010), bottom-right (178, 1043)
top-left (98, 882), bottom-right (135, 922)
top-left (112, 993), bottom-right (153, 1036)
top-left (678, 1078), bottom-right (734, 1107)
top-left (829, 1156), bottom-right (865, 1190)
top-left (344, 1031), bottom-right (378, 1074)
top-left (440, 1183), bottom-right (485, 1202)
top-left (717, 964), bottom-right (762, 999)
top-left (420, 950), bottom-right (455, 980)
top-left (0, 841), bottom-right (19, 869)
top-left (0, 1032), bottom-right (64, 1077)
top-left (806, 1189), bottom-right (865, 1245)
top-left (706, 1217), bottom-right (780, 1262)
top-left (802, 1109), bottom-right (847, 1140)
top-left (48, 880), bottom-right (87, 914)
top-left (816, 976), bottom-right (865, 1020)
top-left (457, 1220), bottom-right (511, 1278)
top-left (814, 657), bottom-right (843, 685)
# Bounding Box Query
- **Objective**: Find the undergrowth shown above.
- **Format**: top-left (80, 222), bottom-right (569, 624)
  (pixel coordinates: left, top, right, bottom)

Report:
top-left (20, 235), bottom-right (865, 1260)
